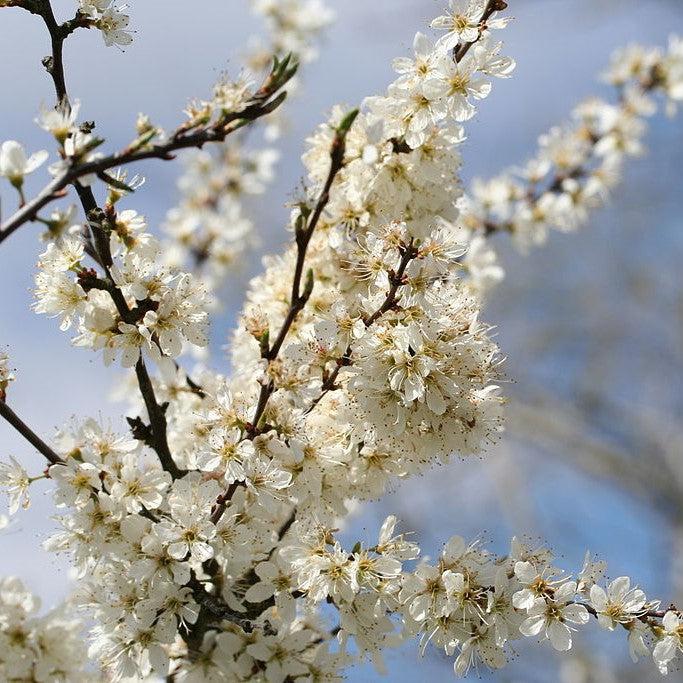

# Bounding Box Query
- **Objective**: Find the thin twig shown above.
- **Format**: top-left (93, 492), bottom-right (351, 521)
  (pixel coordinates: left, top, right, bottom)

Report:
top-left (0, 81), bottom-right (293, 244)
top-left (248, 109), bottom-right (359, 435)
top-left (209, 110), bottom-right (359, 526)
top-left (364, 240), bottom-right (417, 327)
top-left (0, 1), bottom-right (295, 243)
top-left (306, 240), bottom-right (419, 413)
top-left (0, 400), bottom-right (64, 465)
top-left (14, 1), bottom-right (191, 479)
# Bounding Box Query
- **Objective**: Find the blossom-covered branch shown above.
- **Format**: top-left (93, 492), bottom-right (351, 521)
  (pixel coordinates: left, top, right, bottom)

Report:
top-left (1, 1), bottom-right (296, 484)
top-left (1, 1), bottom-right (683, 681)
top-left (281, 522), bottom-right (683, 676)
top-left (459, 36), bottom-right (683, 250)
top-left (161, 0), bottom-right (334, 301)
top-left (0, 56), bottom-right (297, 243)
top-left (210, 107), bottom-right (359, 526)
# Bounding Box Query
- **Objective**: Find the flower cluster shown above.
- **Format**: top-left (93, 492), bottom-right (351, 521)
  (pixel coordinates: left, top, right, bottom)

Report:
top-left (0, 576), bottom-right (89, 681)
top-left (44, 421), bottom-right (190, 679)
top-left (162, 0), bottom-right (333, 300)
top-left (227, 2), bottom-right (515, 506)
top-left (398, 535), bottom-right (680, 677)
top-left (459, 34), bottom-right (683, 251)
top-left (33, 219), bottom-right (209, 366)
top-left (2, 0), bottom-right (683, 681)
top-left (38, 414), bottom-right (349, 680)
top-left (30, 96), bottom-right (218, 365)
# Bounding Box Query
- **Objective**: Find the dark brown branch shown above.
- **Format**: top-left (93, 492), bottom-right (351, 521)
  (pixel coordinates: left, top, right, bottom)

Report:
top-left (18, 1), bottom-right (90, 101)
top-left (276, 507), bottom-right (296, 540)
top-left (209, 482), bottom-right (240, 525)
top-left (247, 109), bottom-right (359, 435)
top-left (134, 357), bottom-right (184, 479)
top-left (0, 400), bottom-right (64, 466)
top-left (175, 362), bottom-right (206, 398)
top-left (39, 3), bottom-right (68, 102)
top-left (77, 208), bottom-right (174, 482)
top-left (265, 112), bottom-right (358, 363)
top-left (14, 1), bottom-right (189, 480)
top-left (182, 573), bottom-right (255, 661)
top-left (364, 240), bottom-right (417, 327)
top-left (0, 99), bottom-right (290, 243)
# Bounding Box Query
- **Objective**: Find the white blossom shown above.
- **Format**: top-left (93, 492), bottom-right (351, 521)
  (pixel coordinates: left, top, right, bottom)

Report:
top-left (653, 611), bottom-right (683, 674)
top-left (0, 140), bottom-right (48, 186)
top-left (96, 5), bottom-right (134, 48)
top-left (0, 456), bottom-right (31, 514)
top-left (518, 582), bottom-right (590, 651)
top-left (589, 576), bottom-right (650, 630)
top-left (36, 100), bottom-right (81, 143)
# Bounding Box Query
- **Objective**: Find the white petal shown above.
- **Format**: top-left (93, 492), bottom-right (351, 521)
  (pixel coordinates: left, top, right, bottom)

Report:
top-left (562, 603), bottom-right (589, 625)
top-left (589, 584), bottom-right (607, 610)
top-left (548, 621), bottom-right (572, 651)
top-left (519, 615), bottom-right (545, 637)
top-left (244, 582), bottom-right (275, 603)
top-left (25, 149), bottom-right (49, 174)
top-left (609, 576), bottom-right (630, 601)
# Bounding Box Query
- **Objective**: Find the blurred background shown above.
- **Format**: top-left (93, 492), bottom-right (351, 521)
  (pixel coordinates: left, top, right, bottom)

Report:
top-left (1, 1), bottom-right (683, 680)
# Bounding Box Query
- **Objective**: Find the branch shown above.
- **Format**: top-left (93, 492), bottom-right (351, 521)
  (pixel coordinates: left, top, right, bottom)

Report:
top-left (6, 1), bottom-right (198, 480)
top-left (0, 40), bottom-right (296, 243)
top-left (73, 187), bottom-right (185, 479)
top-left (0, 98), bottom-right (291, 243)
top-left (37, 1), bottom-right (69, 102)
top-left (210, 481), bottom-right (240, 526)
top-left (134, 357), bottom-right (184, 479)
top-left (471, 59), bottom-right (666, 239)
top-left (306, 239), bottom-right (419, 413)
top-left (363, 240), bottom-right (418, 327)
top-left (78, 193), bottom-right (185, 480)
top-left (247, 108), bottom-right (359, 435)
top-left (14, 1), bottom-right (89, 101)
top-left (209, 109), bottom-right (359, 526)
top-left (0, 400), bottom-right (64, 466)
